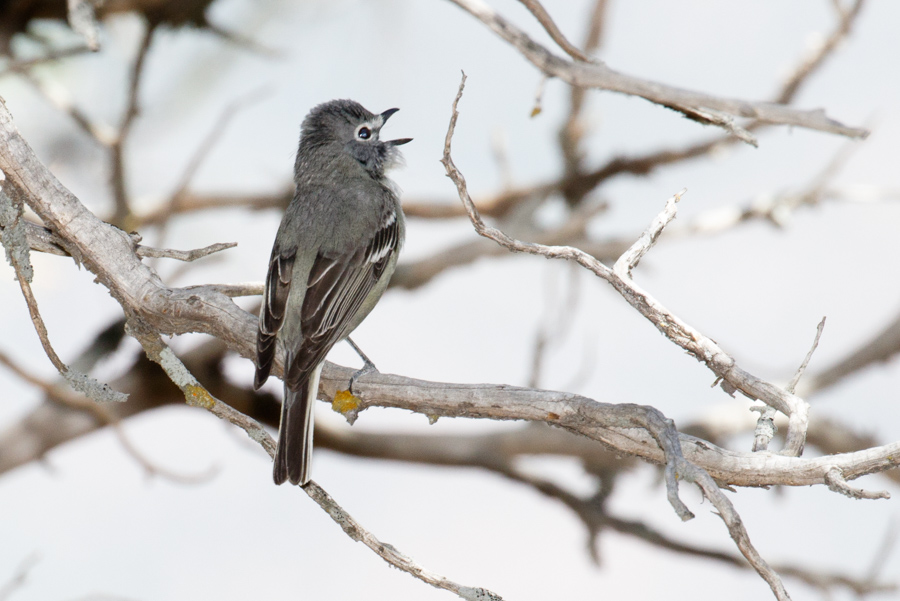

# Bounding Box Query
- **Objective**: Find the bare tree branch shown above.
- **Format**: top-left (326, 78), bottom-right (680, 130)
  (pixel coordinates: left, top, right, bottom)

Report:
top-left (558, 0), bottom-right (607, 204)
top-left (20, 71), bottom-right (114, 146)
top-left (0, 374), bottom-right (893, 598)
top-left (0, 46), bottom-right (93, 76)
top-left (788, 318), bottom-right (827, 394)
top-left (126, 322), bottom-right (503, 601)
top-left (402, 0), bottom-right (868, 222)
top-left (664, 104), bottom-right (759, 146)
top-left (303, 482), bottom-right (503, 601)
top-left (367, 0), bottom-right (875, 296)
top-left (182, 282), bottom-right (264, 297)
top-left (0, 553), bottom-right (39, 601)
top-left (435, 71), bottom-right (894, 599)
top-left (776, 0), bottom-right (867, 104)
top-left (1, 58), bottom-right (897, 601)
top-left (799, 307), bottom-right (900, 397)
top-left (754, 318), bottom-right (826, 452)
top-left (110, 22), bottom-right (157, 228)
top-left (132, 0), bottom-right (869, 239)
top-left (497, 463), bottom-right (893, 595)
top-left (152, 86), bottom-right (272, 242)
top-left (825, 466), bottom-right (891, 500)
top-left (527, 261), bottom-right (580, 388)
top-left (24, 219), bottom-right (238, 264)
top-left (515, 0), bottom-right (591, 63)
top-left (1, 90), bottom-right (895, 495)
top-left (1, 172), bottom-right (68, 372)
top-left (0, 341), bottom-right (216, 483)
top-left (445, 0), bottom-right (868, 140)
top-left (135, 241), bottom-right (237, 262)
top-left (66, 0), bottom-right (101, 52)
top-left (441, 73), bottom-right (812, 457)
top-left (135, 188), bottom-right (290, 226)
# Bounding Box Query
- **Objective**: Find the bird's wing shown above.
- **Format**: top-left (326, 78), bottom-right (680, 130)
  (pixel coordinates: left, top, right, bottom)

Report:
top-left (283, 212), bottom-right (400, 391)
top-left (254, 246), bottom-right (297, 389)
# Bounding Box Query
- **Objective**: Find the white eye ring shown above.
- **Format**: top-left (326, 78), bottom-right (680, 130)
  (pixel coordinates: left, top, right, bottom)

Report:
top-left (357, 126), bottom-right (372, 140)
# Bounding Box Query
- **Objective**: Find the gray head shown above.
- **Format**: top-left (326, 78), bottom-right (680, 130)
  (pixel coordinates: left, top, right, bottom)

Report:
top-left (297, 99), bottom-right (412, 179)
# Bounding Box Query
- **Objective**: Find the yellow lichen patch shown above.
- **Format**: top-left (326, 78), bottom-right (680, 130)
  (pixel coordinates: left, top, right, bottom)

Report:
top-left (185, 384), bottom-right (215, 409)
top-left (332, 389), bottom-right (360, 415)
top-left (547, 412), bottom-right (560, 420)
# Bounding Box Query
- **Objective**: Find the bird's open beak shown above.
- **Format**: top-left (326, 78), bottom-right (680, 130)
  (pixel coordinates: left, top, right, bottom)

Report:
top-left (380, 108), bottom-right (411, 145)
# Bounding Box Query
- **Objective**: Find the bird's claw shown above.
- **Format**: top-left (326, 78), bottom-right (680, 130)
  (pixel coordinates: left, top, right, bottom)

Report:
top-left (347, 337), bottom-right (378, 396)
top-left (349, 360), bottom-right (378, 396)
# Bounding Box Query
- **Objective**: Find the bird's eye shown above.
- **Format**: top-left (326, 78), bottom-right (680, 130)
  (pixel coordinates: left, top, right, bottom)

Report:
top-left (357, 126), bottom-right (372, 140)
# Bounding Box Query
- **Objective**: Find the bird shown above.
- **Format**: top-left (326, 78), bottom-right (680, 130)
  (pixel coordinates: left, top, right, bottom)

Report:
top-left (254, 99), bottom-right (411, 485)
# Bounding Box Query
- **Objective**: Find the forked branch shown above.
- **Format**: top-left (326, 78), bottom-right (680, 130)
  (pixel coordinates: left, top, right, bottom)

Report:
top-left (439, 72), bottom-right (800, 599)
top-left (446, 0), bottom-right (868, 140)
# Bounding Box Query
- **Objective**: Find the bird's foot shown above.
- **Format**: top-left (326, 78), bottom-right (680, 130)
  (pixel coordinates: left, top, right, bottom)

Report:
top-left (349, 361), bottom-right (378, 396)
top-left (346, 337), bottom-right (379, 396)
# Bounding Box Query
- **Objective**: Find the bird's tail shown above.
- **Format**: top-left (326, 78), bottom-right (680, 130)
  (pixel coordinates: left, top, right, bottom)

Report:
top-left (273, 363), bottom-right (323, 485)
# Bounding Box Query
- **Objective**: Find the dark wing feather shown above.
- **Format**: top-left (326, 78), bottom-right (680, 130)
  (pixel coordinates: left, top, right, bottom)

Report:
top-left (283, 214), bottom-right (399, 390)
top-left (254, 247), bottom-right (297, 389)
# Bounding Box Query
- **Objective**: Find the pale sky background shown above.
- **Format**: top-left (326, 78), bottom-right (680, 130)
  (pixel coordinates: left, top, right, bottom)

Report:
top-left (1, 1), bottom-right (899, 600)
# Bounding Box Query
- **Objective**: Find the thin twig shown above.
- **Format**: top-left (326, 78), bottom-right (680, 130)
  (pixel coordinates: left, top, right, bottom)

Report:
top-left (181, 282), bottom-right (265, 297)
top-left (20, 72), bottom-right (114, 146)
top-left (516, 0), bottom-right (592, 62)
top-left (488, 128), bottom-right (513, 189)
top-left (113, 426), bottom-right (220, 484)
top-left (441, 73), bottom-right (794, 599)
top-left (397, 0), bottom-right (869, 223)
top-left (665, 105), bottom-right (758, 147)
top-left (824, 466), bottom-right (891, 500)
top-left (612, 188), bottom-right (684, 276)
top-left (446, 0), bottom-right (868, 140)
top-left (441, 73), bottom-right (811, 457)
top-left (787, 317), bottom-right (827, 394)
top-left (135, 241), bottom-right (237, 262)
top-left (153, 86), bottom-right (272, 244)
top-left (497, 463), bottom-right (892, 595)
top-left (753, 317), bottom-right (826, 452)
top-left (0, 348), bottom-right (99, 417)
top-left (173, 87), bottom-right (272, 205)
top-left (67, 0), bottom-right (101, 51)
top-left (0, 187), bottom-right (67, 373)
top-left (109, 22), bottom-right (157, 228)
top-left (303, 482), bottom-right (503, 601)
top-left (0, 46), bottom-right (93, 77)
top-left (135, 188), bottom-right (290, 226)
top-left (0, 347), bottom-right (209, 482)
top-left (582, 0), bottom-right (608, 54)
top-left (23, 220), bottom-right (237, 263)
top-left (0, 553), bottom-right (39, 601)
top-left (128, 323), bottom-right (501, 601)
top-left (528, 261), bottom-right (581, 388)
top-left (864, 518), bottom-right (898, 583)
top-left (800, 307), bottom-right (900, 397)
top-left (558, 0), bottom-right (608, 204)
top-left (776, 0), bottom-right (867, 104)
